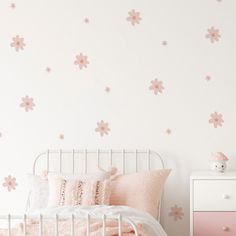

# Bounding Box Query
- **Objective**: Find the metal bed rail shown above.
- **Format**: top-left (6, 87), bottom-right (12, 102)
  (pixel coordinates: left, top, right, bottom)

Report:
top-left (0, 213), bottom-right (139, 236)
top-left (33, 149), bottom-right (165, 175)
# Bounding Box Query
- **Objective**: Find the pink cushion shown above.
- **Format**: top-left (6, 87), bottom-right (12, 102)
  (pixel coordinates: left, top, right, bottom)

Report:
top-left (48, 176), bottom-right (111, 207)
top-left (110, 169), bottom-right (171, 217)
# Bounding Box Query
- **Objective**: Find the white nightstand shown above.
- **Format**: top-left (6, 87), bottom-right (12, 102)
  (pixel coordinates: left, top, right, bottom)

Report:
top-left (190, 171), bottom-right (236, 236)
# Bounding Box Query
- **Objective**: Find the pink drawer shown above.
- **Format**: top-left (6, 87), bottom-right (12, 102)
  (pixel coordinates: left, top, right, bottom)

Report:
top-left (194, 212), bottom-right (236, 236)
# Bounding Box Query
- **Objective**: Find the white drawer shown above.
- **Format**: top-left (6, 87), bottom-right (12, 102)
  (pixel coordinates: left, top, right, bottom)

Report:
top-left (193, 180), bottom-right (236, 211)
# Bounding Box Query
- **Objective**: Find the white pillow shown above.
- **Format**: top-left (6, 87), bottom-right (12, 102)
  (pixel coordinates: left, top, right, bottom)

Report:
top-left (27, 174), bottom-right (48, 211)
top-left (27, 168), bottom-right (113, 211)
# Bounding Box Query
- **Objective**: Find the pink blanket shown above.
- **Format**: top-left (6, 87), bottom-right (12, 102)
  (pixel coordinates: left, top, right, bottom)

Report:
top-left (0, 219), bottom-right (148, 236)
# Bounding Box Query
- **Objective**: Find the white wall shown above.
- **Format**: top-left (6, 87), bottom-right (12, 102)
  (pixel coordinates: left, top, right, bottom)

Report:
top-left (0, 0), bottom-right (236, 235)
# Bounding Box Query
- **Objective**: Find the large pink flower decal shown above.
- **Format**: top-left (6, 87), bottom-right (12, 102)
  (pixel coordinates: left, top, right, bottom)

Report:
top-left (149, 79), bottom-right (164, 95)
top-left (127, 9), bottom-right (141, 26)
top-left (10, 35), bottom-right (25, 51)
top-left (95, 120), bottom-right (110, 137)
top-left (209, 112), bottom-right (224, 128)
top-left (2, 175), bottom-right (17, 192)
top-left (20, 96), bottom-right (35, 112)
top-left (206, 27), bottom-right (221, 43)
top-left (169, 205), bottom-right (184, 221)
top-left (74, 53), bottom-right (89, 70)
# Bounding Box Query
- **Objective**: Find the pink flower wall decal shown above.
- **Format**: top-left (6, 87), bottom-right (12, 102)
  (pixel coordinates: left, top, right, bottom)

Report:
top-left (209, 112), bottom-right (224, 128)
top-left (149, 79), bottom-right (164, 95)
top-left (2, 175), bottom-right (17, 192)
top-left (206, 27), bottom-right (221, 43)
top-left (74, 53), bottom-right (89, 70)
top-left (10, 35), bottom-right (25, 51)
top-left (20, 96), bottom-right (35, 112)
top-left (127, 9), bottom-right (141, 26)
top-left (169, 205), bottom-right (184, 221)
top-left (95, 120), bottom-right (110, 137)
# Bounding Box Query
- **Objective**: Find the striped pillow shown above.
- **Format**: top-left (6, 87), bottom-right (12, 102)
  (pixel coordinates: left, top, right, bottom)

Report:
top-left (47, 176), bottom-right (111, 207)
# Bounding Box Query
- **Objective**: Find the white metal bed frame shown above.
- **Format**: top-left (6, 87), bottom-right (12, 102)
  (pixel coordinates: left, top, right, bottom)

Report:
top-left (0, 149), bottom-right (165, 236)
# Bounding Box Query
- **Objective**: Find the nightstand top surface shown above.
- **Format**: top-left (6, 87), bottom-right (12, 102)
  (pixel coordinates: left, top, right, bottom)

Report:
top-left (191, 170), bottom-right (236, 179)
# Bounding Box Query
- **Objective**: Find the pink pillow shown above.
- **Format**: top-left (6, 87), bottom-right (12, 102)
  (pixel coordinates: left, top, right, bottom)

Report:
top-left (110, 169), bottom-right (171, 217)
top-left (48, 177), bottom-right (111, 207)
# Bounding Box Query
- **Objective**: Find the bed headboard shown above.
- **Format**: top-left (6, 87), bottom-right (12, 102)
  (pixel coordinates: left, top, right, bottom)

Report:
top-left (33, 149), bottom-right (165, 175)
top-left (32, 149), bottom-right (165, 221)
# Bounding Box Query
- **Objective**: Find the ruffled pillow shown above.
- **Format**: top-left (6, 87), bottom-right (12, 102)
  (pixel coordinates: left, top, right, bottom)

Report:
top-left (27, 168), bottom-right (113, 211)
top-left (47, 176), bottom-right (111, 207)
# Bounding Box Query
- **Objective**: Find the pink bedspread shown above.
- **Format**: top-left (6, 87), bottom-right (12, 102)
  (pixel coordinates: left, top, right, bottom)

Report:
top-left (0, 219), bottom-right (147, 236)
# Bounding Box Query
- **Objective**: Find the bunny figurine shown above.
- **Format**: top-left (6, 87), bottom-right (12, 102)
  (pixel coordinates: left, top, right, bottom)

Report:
top-left (211, 152), bottom-right (229, 173)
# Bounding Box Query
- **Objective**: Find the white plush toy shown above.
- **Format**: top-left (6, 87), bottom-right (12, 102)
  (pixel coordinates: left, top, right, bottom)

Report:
top-left (211, 152), bottom-right (229, 173)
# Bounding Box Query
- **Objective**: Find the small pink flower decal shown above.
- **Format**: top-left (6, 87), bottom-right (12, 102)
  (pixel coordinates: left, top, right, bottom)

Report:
top-left (105, 86), bottom-right (110, 93)
top-left (10, 35), bottom-right (25, 52)
top-left (84, 17), bottom-right (90, 24)
top-left (206, 27), bottom-right (221, 43)
top-left (74, 53), bottom-right (89, 70)
top-left (209, 112), bottom-right (224, 128)
top-left (59, 134), bottom-right (64, 139)
top-left (95, 120), bottom-right (110, 137)
top-left (149, 79), bottom-right (164, 95)
top-left (10, 3), bottom-right (16, 9)
top-left (20, 96), bottom-right (35, 112)
top-left (127, 9), bottom-right (141, 26)
top-left (2, 175), bottom-right (17, 192)
top-left (205, 75), bottom-right (211, 81)
top-left (169, 205), bottom-right (184, 221)
top-left (166, 128), bottom-right (171, 134)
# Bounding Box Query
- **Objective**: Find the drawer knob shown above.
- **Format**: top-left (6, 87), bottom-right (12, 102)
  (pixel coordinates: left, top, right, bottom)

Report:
top-left (223, 194), bottom-right (230, 199)
top-left (222, 226), bottom-right (229, 231)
